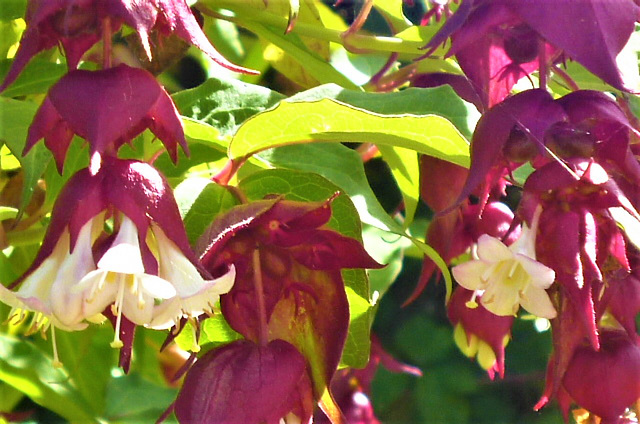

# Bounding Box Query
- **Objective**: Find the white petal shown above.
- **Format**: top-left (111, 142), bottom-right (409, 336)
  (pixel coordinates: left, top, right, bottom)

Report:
top-left (51, 220), bottom-right (96, 327)
top-left (97, 216), bottom-right (145, 274)
top-left (520, 285), bottom-right (557, 319)
top-left (452, 260), bottom-right (490, 291)
top-left (480, 281), bottom-right (520, 317)
top-left (515, 255), bottom-right (555, 289)
top-left (476, 235), bottom-right (512, 262)
top-left (153, 225), bottom-right (209, 297)
top-left (76, 270), bottom-right (120, 317)
top-left (137, 274), bottom-right (177, 300)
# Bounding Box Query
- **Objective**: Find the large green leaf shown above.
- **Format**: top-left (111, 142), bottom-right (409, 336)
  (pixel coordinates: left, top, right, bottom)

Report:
top-left (281, 83), bottom-right (479, 137)
top-left (378, 145), bottom-right (420, 228)
top-left (0, 59), bottom-right (66, 97)
top-left (172, 77), bottom-right (285, 137)
top-left (238, 169), bottom-right (372, 368)
top-left (0, 334), bottom-right (98, 423)
top-left (229, 97), bottom-right (471, 167)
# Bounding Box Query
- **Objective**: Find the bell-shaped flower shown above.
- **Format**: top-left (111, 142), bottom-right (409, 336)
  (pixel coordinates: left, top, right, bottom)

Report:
top-left (0, 157), bottom-right (234, 370)
top-left (74, 216), bottom-right (177, 348)
top-left (0, 0), bottom-right (256, 93)
top-left (197, 195), bottom-right (382, 421)
top-left (423, 0), bottom-right (638, 103)
top-left (452, 208), bottom-right (557, 319)
top-left (25, 65), bottom-right (187, 172)
top-left (0, 217), bottom-right (97, 366)
top-left (147, 223), bottom-right (236, 330)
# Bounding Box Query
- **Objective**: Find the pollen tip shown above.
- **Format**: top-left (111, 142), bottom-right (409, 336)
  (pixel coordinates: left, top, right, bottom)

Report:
top-left (110, 340), bottom-right (124, 349)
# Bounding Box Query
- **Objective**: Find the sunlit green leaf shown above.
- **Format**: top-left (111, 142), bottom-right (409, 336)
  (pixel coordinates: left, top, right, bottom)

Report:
top-left (229, 97), bottom-right (471, 167)
top-left (0, 334), bottom-right (98, 422)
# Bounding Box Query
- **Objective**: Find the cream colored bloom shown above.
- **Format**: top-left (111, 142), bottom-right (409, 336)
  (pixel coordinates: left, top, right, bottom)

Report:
top-left (0, 219), bottom-right (98, 365)
top-left (452, 211), bottom-right (557, 319)
top-left (74, 216), bottom-right (177, 348)
top-left (147, 223), bottom-right (236, 330)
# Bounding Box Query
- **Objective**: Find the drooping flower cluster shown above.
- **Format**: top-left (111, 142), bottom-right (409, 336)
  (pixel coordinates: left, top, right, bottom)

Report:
top-left (415, 56), bottom-right (640, 422)
top-left (173, 196), bottom-right (383, 423)
top-left (0, 0), bottom-right (252, 371)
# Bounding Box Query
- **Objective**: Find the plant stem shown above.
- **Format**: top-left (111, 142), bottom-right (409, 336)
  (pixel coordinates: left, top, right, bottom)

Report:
top-left (200, 3), bottom-right (425, 56)
top-left (102, 17), bottom-right (112, 69)
top-left (252, 249), bottom-right (269, 346)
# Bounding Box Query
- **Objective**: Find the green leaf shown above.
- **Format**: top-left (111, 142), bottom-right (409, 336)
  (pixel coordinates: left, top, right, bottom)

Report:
top-left (0, 59), bottom-right (66, 97)
top-left (0, 334), bottom-right (98, 422)
top-left (0, 98), bottom-right (52, 213)
top-left (243, 21), bottom-right (360, 89)
top-left (257, 143), bottom-right (397, 231)
top-left (238, 169), bottom-right (372, 367)
top-left (286, 83), bottom-right (479, 137)
top-left (174, 177), bottom-right (239, 245)
top-left (362, 224), bottom-right (408, 298)
top-left (172, 77), bottom-right (285, 137)
top-left (378, 145), bottom-right (420, 228)
top-left (0, 0), bottom-right (26, 21)
top-left (229, 98), bottom-right (471, 168)
top-left (105, 373), bottom-right (176, 421)
top-left (0, 206), bottom-right (18, 221)
top-left (201, 314), bottom-right (243, 346)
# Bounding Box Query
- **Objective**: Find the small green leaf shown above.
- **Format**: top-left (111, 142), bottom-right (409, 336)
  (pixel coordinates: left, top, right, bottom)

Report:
top-left (229, 99), bottom-right (470, 167)
top-left (201, 314), bottom-right (243, 346)
top-left (258, 143), bottom-right (397, 231)
top-left (174, 177), bottom-right (239, 245)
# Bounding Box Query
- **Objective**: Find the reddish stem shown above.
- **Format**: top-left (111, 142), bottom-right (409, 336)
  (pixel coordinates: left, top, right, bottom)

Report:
top-left (102, 17), bottom-right (112, 69)
top-left (252, 249), bottom-right (269, 346)
top-left (212, 158), bottom-right (243, 185)
top-left (538, 38), bottom-right (547, 91)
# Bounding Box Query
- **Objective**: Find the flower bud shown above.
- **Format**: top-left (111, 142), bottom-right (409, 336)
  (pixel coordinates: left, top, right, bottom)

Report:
top-left (503, 24), bottom-right (539, 65)
top-left (544, 121), bottom-right (597, 159)
top-left (502, 125), bottom-right (539, 163)
top-left (562, 330), bottom-right (640, 422)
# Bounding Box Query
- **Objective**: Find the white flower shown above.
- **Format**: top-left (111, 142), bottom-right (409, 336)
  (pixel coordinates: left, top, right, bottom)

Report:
top-left (147, 223), bottom-right (235, 331)
top-left (0, 219), bottom-right (97, 366)
top-left (74, 216), bottom-right (177, 348)
top-left (452, 209), bottom-right (557, 319)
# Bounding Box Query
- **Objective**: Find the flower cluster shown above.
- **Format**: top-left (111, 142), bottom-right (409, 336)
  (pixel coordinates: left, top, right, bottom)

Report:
top-left (412, 2), bottom-right (640, 419)
top-left (0, 0), bottom-right (250, 371)
top-left (174, 196), bottom-right (383, 423)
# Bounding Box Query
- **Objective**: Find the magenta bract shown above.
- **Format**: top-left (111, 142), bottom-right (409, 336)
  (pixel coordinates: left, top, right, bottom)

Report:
top-left (447, 287), bottom-right (513, 378)
top-left (25, 65), bottom-right (187, 172)
top-left (562, 330), bottom-right (640, 423)
top-left (0, 0), bottom-right (256, 92)
top-left (175, 339), bottom-right (313, 424)
top-left (19, 156), bottom-right (200, 303)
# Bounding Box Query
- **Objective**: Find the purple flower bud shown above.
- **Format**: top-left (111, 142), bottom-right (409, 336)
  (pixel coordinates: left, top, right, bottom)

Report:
top-left (563, 330), bottom-right (640, 423)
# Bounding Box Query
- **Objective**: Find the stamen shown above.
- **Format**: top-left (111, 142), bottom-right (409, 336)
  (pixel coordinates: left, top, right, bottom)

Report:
top-left (466, 291), bottom-right (479, 309)
top-left (51, 326), bottom-right (63, 368)
top-left (110, 277), bottom-right (125, 349)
